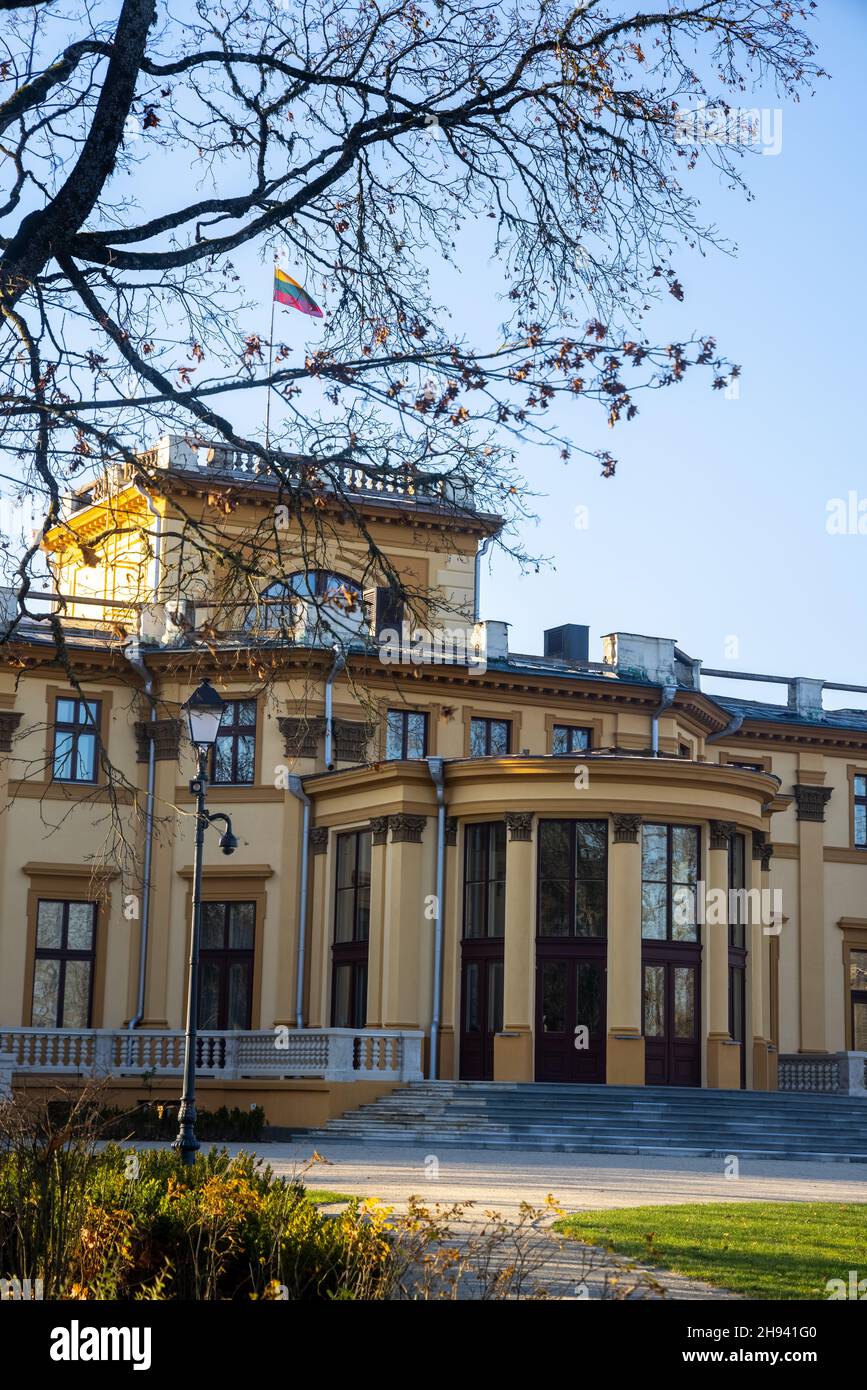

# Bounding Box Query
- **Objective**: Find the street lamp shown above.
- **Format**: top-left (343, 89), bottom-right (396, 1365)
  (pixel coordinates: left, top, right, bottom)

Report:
top-left (174, 679), bottom-right (239, 1165)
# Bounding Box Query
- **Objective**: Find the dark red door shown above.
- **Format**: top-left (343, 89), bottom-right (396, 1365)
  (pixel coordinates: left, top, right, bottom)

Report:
top-left (459, 948), bottom-right (503, 1079)
top-left (643, 945), bottom-right (701, 1086)
top-left (535, 943), bottom-right (606, 1082)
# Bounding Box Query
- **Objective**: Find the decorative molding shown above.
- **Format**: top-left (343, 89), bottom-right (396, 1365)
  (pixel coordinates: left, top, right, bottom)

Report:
top-left (752, 830), bottom-right (770, 861)
top-left (389, 813), bottom-right (426, 844)
top-left (759, 840), bottom-right (775, 872)
top-left (134, 717), bottom-right (180, 763)
top-left (369, 816), bottom-right (390, 846)
top-left (504, 810), bottom-right (533, 842)
top-left (333, 718), bottom-right (372, 763)
top-left (709, 819), bottom-right (736, 850)
top-left (445, 816), bottom-right (458, 847)
top-left (794, 784), bottom-right (833, 822)
top-left (0, 710), bottom-right (23, 752)
top-left (278, 715), bottom-right (325, 759)
top-left (309, 827), bottom-right (329, 856)
top-left (612, 813), bottom-right (641, 844)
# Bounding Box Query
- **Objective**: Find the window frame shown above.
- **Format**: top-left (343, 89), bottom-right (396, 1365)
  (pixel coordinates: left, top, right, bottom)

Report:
top-left (385, 708), bottom-right (429, 760)
top-left (51, 696), bottom-right (101, 784)
top-left (31, 899), bottom-right (98, 1028)
top-left (551, 724), bottom-right (593, 757)
top-left (210, 697), bottom-right (258, 786)
top-left (536, 818), bottom-right (609, 939)
top-left (852, 770), bottom-right (867, 849)
top-left (197, 900), bottom-right (256, 1031)
top-left (331, 829), bottom-right (372, 1027)
top-left (469, 716), bottom-right (512, 757)
top-left (640, 822), bottom-right (701, 943)
top-left (463, 822), bottom-right (507, 939)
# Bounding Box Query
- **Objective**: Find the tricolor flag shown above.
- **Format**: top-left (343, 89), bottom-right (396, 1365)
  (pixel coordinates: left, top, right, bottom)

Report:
top-left (273, 266), bottom-right (323, 318)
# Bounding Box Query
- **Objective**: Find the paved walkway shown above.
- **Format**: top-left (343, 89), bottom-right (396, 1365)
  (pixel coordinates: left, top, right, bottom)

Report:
top-left (205, 1141), bottom-right (867, 1300)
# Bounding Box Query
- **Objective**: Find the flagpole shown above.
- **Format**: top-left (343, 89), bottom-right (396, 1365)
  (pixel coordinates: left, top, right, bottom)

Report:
top-left (264, 271), bottom-right (276, 455)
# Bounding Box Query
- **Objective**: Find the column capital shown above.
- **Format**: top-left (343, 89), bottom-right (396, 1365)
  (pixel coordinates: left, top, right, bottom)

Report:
top-left (278, 715), bottom-right (324, 759)
top-left (369, 815), bottom-right (390, 845)
top-left (445, 816), bottom-right (458, 847)
top-left (309, 827), bottom-right (329, 855)
top-left (709, 819), bottom-right (736, 851)
top-left (390, 813), bottom-right (426, 844)
top-left (133, 717), bottom-right (180, 762)
top-left (504, 811), bottom-right (533, 842)
top-left (612, 813), bottom-right (641, 844)
top-left (793, 784), bottom-right (833, 822)
top-left (752, 830), bottom-right (774, 871)
top-left (0, 709), bottom-right (23, 752)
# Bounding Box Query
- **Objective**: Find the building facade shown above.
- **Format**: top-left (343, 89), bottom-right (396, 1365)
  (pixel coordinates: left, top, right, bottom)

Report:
top-left (1, 437), bottom-right (865, 1120)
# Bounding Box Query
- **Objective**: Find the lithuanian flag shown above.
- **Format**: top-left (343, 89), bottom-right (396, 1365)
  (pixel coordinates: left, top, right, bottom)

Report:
top-left (273, 266), bottom-right (323, 318)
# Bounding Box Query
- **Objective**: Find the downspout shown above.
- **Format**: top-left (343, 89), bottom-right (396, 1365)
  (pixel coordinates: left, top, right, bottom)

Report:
top-left (473, 536), bottom-right (493, 623)
top-left (287, 776), bottom-right (311, 1029)
top-left (650, 683), bottom-right (677, 756)
top-left (127, 483), bottom-right (163, 1031)
top-left (707, 713), bottom-right (745, 744)
top-left (427, 757), bottom-right (446, 1080)
top-left (324, 644), bottom-right (345, 770)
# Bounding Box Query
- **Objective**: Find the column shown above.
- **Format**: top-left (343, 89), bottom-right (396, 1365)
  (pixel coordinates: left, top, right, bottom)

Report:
top-left (494, 812), bottom-right (534, 1082)
top-left (794, 780), bottom-right (832, 1053)
top-left (438, 817), bottom-right (460, 1078)
top-left (134, 717), bottom-right (180, 1027)
top-left (606, 815), bottom-right (645, 1085)
top-left (364, 817), bottom-right (389, 1027)
top-left (706, 820), bottom-right (740, 1088)
top-left (305, 828), bottom-right (330, 1026)
top-left (381, 815), bottom-right (428, 1031)
top-left (750, 831), bottom-right (771, 1089)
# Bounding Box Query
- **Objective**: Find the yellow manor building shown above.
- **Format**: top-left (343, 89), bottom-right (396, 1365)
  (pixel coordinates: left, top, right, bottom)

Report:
top-left (1, 435), bottom-right (866, 1126)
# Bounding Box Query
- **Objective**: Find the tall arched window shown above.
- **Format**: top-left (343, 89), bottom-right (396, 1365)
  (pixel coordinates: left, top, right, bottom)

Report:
top-left (245, 570), bottom-right (365, 642)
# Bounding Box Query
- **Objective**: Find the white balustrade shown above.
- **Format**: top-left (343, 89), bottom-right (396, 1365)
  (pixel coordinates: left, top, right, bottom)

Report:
top-left (0, 1028), bottom-right (424, 1084)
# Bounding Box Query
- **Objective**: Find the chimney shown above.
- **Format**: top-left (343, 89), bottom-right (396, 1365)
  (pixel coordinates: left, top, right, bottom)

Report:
top-left (544, 624), bottom-right (589, 663)
top-left (787, 677), bottom-right (824, 720)
top-left (602, 632), bottom-right (678, 686)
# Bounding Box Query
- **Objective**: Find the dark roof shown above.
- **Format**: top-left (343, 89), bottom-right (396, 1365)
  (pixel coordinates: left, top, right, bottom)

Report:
top-left (716, 695), bottom-right (867, 733)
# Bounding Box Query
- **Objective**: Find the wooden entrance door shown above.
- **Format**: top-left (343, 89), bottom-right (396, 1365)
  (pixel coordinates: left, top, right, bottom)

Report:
top-left (643, 946), bottom-right (701, 1086)
top-left (459, 947), bottom-right (503, 1080)
top-left (535, 943), bottom-right (606, 1082)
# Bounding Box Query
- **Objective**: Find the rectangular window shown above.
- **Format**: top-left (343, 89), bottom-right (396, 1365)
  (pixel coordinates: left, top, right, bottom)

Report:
top-left (32, 900), bottom-right (97, 1027)
top-left (551, 725), bottom-right (592, 756)
top-left (850, 948), bottom-right (867, 1051)
top-left (537, 820), bottom-right (608, 938)
top-left (469, 717), bottom-right (511, 757)
top-left (463, 822), bottom-right (506, 938)
top-left (332, 830), bottom-right (371, 1028)
top-left (854, 774), bottom-right (867, 848)
top-left (211, 699), bottom-right (257, 785)
top-left (52, 698), bottom-right (100, 783)
top-left (385, 709), bottom-right (428, 760)
top-left (198, 901), bottom-right (256, 1030)
top-left (728, 831), bottom-right (746, 948)
top-left (641, 823), bottom-right (700, 942)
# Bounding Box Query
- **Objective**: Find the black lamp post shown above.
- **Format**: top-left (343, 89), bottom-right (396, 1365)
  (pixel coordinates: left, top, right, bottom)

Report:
top-left (174, 679), bottom-right (239, 1165)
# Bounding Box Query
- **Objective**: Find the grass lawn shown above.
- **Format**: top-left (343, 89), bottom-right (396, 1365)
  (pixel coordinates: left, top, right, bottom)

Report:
top-left (554, 1202), bottom-right (867, 1300)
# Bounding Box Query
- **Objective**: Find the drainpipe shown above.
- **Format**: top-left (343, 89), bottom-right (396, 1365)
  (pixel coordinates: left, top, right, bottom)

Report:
top-left (287, 776), bottom-right (311, 1029)
top-left (707, 713), bottom-right (745, 744)
top-left (126, 483), bottom-right (163, 1032)
top-left (650, 683), bottom-right (677, 756)
top-left (473, 537), bottom-right (492, 623)
top-left (427, 757), bottom-right (447, 1080)
top-left (324, 644), bottom-right (345, 770)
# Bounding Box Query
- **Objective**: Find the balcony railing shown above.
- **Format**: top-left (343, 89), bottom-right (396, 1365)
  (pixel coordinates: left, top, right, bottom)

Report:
top-left (0, 1028), bottom-right (424, 1084)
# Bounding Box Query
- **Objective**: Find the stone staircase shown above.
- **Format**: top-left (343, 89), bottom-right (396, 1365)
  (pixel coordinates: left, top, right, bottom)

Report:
top-left (302, 1082), bottom-right (867, 1162)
